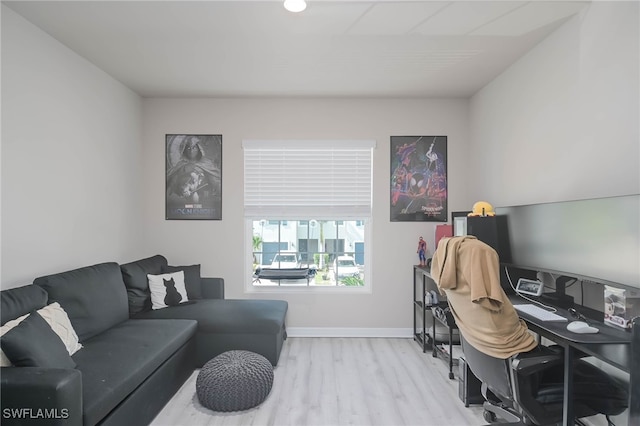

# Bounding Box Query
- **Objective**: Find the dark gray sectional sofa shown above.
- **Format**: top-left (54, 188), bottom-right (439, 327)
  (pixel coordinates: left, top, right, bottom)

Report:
top-left (121, 255), bottom-right (288, 367)
top-left (0, 255), bottom-right (288, 426)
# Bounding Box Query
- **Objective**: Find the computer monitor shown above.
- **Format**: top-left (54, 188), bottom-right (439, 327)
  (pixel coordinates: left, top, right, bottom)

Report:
top-left (496, 194), bottom-right (639, 291)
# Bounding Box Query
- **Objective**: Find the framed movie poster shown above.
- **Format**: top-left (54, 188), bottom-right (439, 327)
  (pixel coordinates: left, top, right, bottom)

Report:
top-left (166, 134), bottom-right (222, 220)
top-left (390, 136), bottom-right (447, 222)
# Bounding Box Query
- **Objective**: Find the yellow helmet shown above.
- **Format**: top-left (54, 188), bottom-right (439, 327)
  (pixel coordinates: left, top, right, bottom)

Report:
top-left (468, 201), bottom-right (495, 217)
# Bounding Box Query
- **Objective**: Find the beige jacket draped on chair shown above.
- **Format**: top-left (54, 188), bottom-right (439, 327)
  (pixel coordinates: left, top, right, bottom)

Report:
top-left (430, 236), bottom-right (536, 359)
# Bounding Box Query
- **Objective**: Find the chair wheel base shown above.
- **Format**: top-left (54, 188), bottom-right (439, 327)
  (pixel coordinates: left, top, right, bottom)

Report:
top-left (483, 409), bottom-right (497, 423)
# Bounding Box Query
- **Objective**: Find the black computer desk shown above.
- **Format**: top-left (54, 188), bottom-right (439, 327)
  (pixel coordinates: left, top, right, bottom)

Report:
top-left (508, 294), bottom-right (633, 426)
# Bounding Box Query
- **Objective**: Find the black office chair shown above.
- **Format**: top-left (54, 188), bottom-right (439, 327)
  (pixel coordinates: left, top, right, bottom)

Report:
top-left (459, 334), bottom-right (629, 425)
top-left (630, 317), bottom-right (639, 424)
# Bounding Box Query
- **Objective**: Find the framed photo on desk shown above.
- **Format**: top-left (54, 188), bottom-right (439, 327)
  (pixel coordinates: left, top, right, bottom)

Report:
top-left (451, 211), bottom-right (471, 236)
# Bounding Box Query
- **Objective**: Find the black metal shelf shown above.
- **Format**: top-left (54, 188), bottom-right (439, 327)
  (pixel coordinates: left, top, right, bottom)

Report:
top-left (413, 266), bottom-right (459, 379)
top-left (430, 317), bottom-right (459, 379)
top-left (413, 266), bottom-right (432, 353)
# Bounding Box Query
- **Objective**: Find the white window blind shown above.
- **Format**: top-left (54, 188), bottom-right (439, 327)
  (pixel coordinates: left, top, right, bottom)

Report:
top-left (243, 140), bottom-right (375, 218)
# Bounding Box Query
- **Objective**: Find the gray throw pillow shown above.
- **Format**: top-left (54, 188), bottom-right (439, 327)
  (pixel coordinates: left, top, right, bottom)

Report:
top-left (1, 311), bottom-right (76, 368)
top-left (120, 255), bottom-right (169, 315)
top-left (162, 264), bottom-right (202, 299)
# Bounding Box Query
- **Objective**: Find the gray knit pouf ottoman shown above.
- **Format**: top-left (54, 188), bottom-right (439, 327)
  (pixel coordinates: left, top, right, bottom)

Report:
top-left (196, 350), bottom-right (274, 412)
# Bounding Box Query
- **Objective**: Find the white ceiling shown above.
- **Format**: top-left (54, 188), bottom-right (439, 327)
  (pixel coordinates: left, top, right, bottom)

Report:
top-left (3, 0), bottom-right (589, 98)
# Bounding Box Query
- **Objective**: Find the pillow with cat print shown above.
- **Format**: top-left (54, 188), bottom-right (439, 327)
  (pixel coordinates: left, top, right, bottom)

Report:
top-left (147, 271), bottom-right (189, 310)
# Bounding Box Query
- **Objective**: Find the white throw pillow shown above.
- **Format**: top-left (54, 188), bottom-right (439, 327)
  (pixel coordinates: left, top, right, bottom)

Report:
top-left (147, 271), bottom-right (189, 310)
top-left (0, 302), bottom-right (82, 366)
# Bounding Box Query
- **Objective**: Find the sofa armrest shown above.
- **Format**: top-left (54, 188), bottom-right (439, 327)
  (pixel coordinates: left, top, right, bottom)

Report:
top-left (1, 367), bottom-right (82, 426)
top-left (201, 277), bottom-right (224, 299)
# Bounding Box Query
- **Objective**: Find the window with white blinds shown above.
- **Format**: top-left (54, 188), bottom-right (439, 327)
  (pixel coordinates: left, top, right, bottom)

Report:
top-left (243, 140), bottom-right (375, 218)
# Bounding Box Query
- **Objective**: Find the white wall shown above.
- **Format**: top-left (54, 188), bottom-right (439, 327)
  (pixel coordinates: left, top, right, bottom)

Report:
top-left (142, 98), bottom-right (470, 332)
top-left (1, 6), bottom-right (144, 288)
top-left (469, 2), bottom-right (639, 207)
top-left (468, 8), bottom-right (638, 423)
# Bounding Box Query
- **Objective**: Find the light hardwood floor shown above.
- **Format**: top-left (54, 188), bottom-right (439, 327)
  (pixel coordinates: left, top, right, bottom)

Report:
top-left (151, 338), bottom-right (486, 426)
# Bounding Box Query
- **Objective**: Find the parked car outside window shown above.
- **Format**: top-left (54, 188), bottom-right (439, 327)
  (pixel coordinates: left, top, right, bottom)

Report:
top-left (270, 253), bottom-right (299, 269)
top-left (332, 256), bottom-right (360, 281)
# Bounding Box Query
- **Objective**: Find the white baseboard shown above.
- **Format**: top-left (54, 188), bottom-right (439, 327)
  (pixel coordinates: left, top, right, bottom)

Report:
top-left (286, 327), bottom-right (414, 338)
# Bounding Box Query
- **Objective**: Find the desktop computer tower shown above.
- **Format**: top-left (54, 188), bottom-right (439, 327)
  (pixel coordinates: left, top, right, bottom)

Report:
top-left (452, 213), bottom-right (515, 294)
top-left (451, 213), bottom-right (512, 263)
top-left (458, 355), bottom-right (484, 407)
top-left (466, 215), bottom-right (512, 263)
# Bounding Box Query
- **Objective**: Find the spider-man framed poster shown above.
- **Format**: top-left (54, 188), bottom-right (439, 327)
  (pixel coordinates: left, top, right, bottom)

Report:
top-left (166, 134), bottom-right (222, 220)
top-left (390, 136), bottom-right (447, 222)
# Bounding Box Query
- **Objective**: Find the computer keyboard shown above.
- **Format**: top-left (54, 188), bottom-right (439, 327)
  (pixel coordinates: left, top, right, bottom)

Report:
top-left (513, 304), bottom-right (568, 322)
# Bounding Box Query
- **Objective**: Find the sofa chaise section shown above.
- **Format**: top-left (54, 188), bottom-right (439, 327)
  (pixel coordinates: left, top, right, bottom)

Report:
top-left (120, 255), bottom-right (288, 366)
top-left (135, 298), bottom-right (288, 366)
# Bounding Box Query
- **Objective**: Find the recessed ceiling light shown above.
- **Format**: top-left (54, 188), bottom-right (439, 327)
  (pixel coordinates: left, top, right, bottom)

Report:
top-left (284, 0), bottom-right (307, 13)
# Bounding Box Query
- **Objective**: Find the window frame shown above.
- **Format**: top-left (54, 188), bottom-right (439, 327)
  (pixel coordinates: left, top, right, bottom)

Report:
top-left (243, 139), bottom-right (375, 293)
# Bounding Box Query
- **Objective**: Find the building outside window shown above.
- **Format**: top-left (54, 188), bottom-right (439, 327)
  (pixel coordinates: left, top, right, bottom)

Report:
top-left (251, 219), bottom-right (366, 287)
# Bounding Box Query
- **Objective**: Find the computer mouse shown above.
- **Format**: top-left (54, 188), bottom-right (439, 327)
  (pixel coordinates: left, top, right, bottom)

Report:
top-left (567, 321), bottom-right (599, 334)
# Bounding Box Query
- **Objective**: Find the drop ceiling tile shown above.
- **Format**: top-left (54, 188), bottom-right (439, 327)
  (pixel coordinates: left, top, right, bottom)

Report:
top-left (470, 1), bottom-right (588, 36)
top-left (347, 2), bottom-right (450, 35)
top-left (414, 1), bottom-right (526, 36)
top-left (286, 2), bottom-right (376, 35)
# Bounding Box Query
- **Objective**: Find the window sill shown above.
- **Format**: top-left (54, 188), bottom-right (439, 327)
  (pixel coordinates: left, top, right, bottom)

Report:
top-left (244, 284), bottom-right (372, 295)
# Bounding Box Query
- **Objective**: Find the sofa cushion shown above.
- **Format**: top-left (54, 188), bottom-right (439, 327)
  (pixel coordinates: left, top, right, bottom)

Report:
top-left (147, 271), bottom-right (189, 309)
top-left (134, 299), bottom-right (288, 335)
top-left (72, 319), bottom-right (197, 426)
top-left (120, 255), bottom-right (168, 316)
top-left (1, 311), bottom-right (76, 369)
top-left (1, 285), bottom-right (48, 326)
top-left (34, 262), bottom-right (129, 342)
top-left (34, 302), bottom-right (83, 356)
top-left (1, 302), bottom-right (82, 366)
top-left (162, 264), bottom-right (203, 299)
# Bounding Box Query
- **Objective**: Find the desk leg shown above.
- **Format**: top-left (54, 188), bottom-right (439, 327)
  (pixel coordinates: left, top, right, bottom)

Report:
top-left (448, 326), bottom-right (454, 379)
top-left (563, 346), bottom-right (574, 426)
top-left (422, 303), bottom-right (427, 353)
top-left (432, 319), bottom-right (437, 357)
